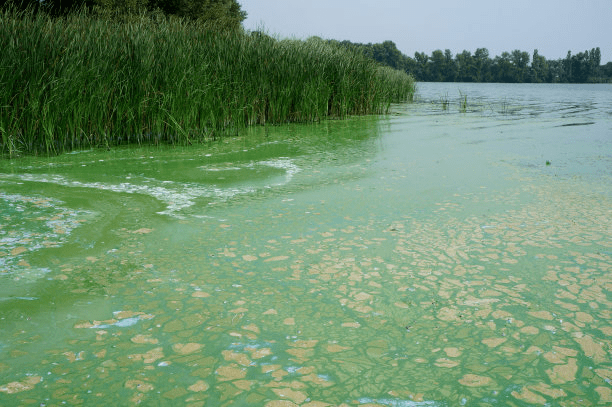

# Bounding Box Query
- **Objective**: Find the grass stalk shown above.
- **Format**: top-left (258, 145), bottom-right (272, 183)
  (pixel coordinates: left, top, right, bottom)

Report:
top-left (459, 90), bottom-right (468, 112)
top-left (440, 93), bottom-right (449, 110)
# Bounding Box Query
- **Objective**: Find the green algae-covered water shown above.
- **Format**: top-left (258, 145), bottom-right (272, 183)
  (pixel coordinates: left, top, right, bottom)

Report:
top-left (1, 83), bottom-right (611, 406)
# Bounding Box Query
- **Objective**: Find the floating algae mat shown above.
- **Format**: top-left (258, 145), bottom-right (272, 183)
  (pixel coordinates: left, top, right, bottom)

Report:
top-left (1, 83), bottom-right (611, 406)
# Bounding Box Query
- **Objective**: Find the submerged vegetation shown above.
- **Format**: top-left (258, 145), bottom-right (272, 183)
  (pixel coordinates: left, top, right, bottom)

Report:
top-left (0, 8), bottom-right (415, 156)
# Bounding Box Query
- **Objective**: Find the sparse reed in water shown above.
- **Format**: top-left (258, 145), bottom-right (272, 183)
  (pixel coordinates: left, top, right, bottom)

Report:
top-left (0, 8), bottom-right (415, 156)
top-left (459, 90), bottom-right (468, 112)
top-left (439, 93), bottom-right (449, 110)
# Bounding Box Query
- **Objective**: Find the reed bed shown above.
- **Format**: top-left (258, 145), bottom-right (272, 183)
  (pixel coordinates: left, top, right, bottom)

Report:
top-left (0, 9), bottom-right (415, 156)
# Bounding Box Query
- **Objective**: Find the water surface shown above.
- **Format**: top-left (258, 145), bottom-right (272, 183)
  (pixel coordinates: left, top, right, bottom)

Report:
top-left (1, 83), bottom-right (611, 406)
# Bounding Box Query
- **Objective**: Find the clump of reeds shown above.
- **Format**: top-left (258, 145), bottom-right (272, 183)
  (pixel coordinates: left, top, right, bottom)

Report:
top-left (499, 98), bottom-right (510, 114)
top-left (458, 90), bottom-right (468, 112)
top-left (0, 8), bottom-right (415, 156)
top-left (439, 93), bottom-right (449, 110)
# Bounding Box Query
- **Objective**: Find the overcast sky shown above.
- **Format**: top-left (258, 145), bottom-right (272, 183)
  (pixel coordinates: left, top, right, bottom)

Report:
top-left (239, 0), bottom-right (611, 64)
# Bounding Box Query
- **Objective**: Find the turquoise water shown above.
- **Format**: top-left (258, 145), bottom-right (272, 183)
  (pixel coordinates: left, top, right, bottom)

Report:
top-left (1, 83), bottom-right (611, 406)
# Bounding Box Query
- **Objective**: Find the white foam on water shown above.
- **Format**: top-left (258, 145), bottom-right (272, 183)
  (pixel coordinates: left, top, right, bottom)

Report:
top-left (0, 296), bottom-right (39, 302)
top-left (357, 398), bottom-right (444, 407)
top-left (1, 158), bottom-right (301, 217)
top-left (258, 158), bottom-right (301, 185)
top-left (0, 193), bottom-right (93, 280)
top-left (199, 167), bottom-right (242, 172)
top-left (89, 317), bottom-right (141, 329)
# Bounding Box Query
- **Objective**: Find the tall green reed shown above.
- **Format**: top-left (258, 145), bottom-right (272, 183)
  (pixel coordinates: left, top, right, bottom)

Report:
top-left (0, 8), bottom-right (415, 156)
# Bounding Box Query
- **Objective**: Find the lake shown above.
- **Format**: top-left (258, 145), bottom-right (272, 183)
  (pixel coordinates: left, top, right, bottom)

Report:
top-left (1, 83), bottom-right (611, 406)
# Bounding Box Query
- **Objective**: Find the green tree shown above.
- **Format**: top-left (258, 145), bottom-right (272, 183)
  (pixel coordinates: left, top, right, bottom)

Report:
top-left (93, 0), bottom-right (148, 17)
top-left (429, 49), bottom-right (445, 82)
top-left (602, 62), bottom-right (612, 80)
top-left (146, 0), bottom-right (245, 27)
top-left (571, 51), bottom-right (593, 83)
top-left (2, 0), bottom-right (246, 28)
top-left (443, 49), bottom-right (457, 82)
top-left (455, 50), bottom-right (475, 82)
top-left (372, 41), bottom-right (404, 70)
top-left (492, 52), bottom-right (512, 82)
top-left (428, 49), bottom-right (457, 82)
top-left (547, 59), bottom-right (564, 83)
top-left (414, 52), bottom-right (430, 81)
top-left (403, 55), bottom-right (419, 79)
top-left (530, 49), bottom-right (549, 83)
top-left (510, 50), bottom-right (530, 82)
top-left (562, 51), bottom-right (573, 82)
top-left (591, 47), bottom-right (601, 67)
top-left (473, 48), bottom-right (490, 82)
top-left (588, 47), bottom-right (601, 80)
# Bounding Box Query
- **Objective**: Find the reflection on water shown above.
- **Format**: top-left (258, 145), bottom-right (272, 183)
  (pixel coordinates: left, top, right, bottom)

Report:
top-left (1, 84), bottom-right (611, 405)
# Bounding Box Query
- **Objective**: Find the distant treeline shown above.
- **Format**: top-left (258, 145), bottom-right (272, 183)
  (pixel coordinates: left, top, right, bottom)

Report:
top-left (331, 40), bottom-right (611, 84)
